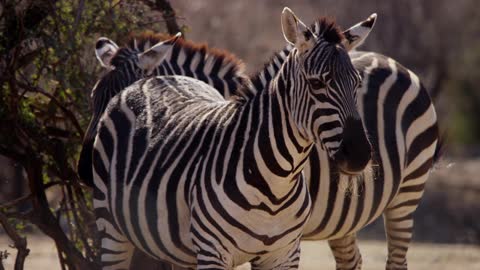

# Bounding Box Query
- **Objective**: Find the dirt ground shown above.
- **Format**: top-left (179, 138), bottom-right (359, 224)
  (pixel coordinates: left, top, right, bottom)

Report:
top-left (1, 235), bottom-right (480, 269)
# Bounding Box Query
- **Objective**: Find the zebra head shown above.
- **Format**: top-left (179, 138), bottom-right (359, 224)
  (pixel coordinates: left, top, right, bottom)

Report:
top-left (281, 8), bottom-right (373, 175)
top-left (93, 33), bottom-right (181, 91)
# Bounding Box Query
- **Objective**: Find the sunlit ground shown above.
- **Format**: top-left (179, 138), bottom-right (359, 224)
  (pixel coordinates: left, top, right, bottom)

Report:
top-left (1, 235), bottom-right (479, 269)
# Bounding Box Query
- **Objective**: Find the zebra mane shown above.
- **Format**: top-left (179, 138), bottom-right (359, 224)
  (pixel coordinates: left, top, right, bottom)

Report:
top-left (125, 31), bottom-right (247, 77)
top-left (310, 17), bottom-right (344, 44)
top-left (249, 45), bottom-right (292, 92)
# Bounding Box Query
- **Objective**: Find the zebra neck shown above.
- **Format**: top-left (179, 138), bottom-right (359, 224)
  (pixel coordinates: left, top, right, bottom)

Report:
top-left (239, 54), bottom-right (312, 190)
top-left (249, 45), bottom-right (292, 95)
top-left (155, 43), bottom-right (253, 98)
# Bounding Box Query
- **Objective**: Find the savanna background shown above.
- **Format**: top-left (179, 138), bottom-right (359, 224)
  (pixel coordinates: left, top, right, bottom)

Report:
top-left (0, 0), bottom-right (479, 269)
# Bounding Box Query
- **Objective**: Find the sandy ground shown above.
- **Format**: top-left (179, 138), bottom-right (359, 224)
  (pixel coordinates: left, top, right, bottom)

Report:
top-left (1, 235), bottom-right (480, 269)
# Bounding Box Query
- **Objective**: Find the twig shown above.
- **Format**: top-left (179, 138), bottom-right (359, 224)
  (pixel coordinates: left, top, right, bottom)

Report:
top-left (71, 0), bottom-right (86, 40)
top-left (16, 80), bottom-right (85, 138)
top-left (67, 184), bottom-right (96, 260)
top-left (0, 212), bottom-right (29, 270)
top-left (0, 193), bottom-right (33, 209)
top-left (23, 151), bottom-right (97, 270)
top-left (140, 0), bottom-right (184, 36)
top-left (43, 180), bottom-right (65, 190)
top-left (111, 0), bottom-right (124, 9)
top-left (0, 249), bottom-right (8, 270)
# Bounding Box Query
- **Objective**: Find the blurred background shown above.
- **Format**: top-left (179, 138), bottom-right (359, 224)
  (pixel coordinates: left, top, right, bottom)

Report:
top-left (0, 0), bottom-right (479, 269)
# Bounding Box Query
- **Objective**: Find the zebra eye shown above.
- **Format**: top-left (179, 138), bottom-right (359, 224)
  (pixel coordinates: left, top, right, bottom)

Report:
top-left (308, 78), bottom-right (326, 90)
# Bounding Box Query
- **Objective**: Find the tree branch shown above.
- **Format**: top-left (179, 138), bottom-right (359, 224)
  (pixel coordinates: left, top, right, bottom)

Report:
top-left (140, 0), bottom-right (184, 37)
top-left (16, 80), bottom-right (85, 139)
top-left (0, 212), bottom-right (29, 270)
top-left (0, 193), bottom-right (33, 210)
top-left (71, 0), bottom-right (86, 39)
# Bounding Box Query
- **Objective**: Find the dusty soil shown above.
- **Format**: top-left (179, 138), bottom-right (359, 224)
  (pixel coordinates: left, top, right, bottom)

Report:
top-left (1, 235), bottom-right (480, 269)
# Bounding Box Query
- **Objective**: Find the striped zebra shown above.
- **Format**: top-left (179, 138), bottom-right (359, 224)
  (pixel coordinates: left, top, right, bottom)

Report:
top-left (86, 13), bottom-right (438, 270)
top-left (228, 20), bottom-right (440, 269)
top-left (91, 8), bottom-right (373, 269)
top-left (277, 51), bottom-right (438, 270)
top-left (78, 32), bottom-right (250, 187)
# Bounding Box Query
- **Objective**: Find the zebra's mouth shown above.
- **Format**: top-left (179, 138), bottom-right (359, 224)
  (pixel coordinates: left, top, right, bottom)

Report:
top-left (331, 117), bottom-right (372, 175)
top-left (337, 165), bottom-right (364, 176)
top-left (333, 146), bottom-right (371, 176)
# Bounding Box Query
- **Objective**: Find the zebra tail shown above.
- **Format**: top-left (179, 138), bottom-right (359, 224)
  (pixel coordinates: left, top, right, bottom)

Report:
top-left (433, 129), bottom-right (446, 165)
top-left (77, 138), bottom-right (95, 187)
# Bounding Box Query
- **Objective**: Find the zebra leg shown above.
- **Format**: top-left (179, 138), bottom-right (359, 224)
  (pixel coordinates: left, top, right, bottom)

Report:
top-left (195, 249), bottom-right (231, 270)
top-left (94, 183), bottom-right (134, 269)
top-left (383, 189), bottom-right (425, 270)
top-left (250, 239), bottom-right (301, 270)
top-left (383, 170), bottom-right (430, 269)
top-left (93, 146), bottom-right (135, 269)
top-left (328, 234), bottom-right (363, 270)
top-left (95, 210), bottom-right (135, 270)
top-left (131, 249), bottom-right (187, 270)
top-left (383, 207), bottom-right (415, 270)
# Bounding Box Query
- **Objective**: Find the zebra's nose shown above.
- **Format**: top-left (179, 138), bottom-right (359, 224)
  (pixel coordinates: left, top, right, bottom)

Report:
top-left (334, 117), bottom-right (371, 175)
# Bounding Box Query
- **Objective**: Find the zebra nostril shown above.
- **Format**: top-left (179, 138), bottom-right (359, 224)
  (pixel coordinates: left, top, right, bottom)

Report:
top-left (341, 144), bottom-right (350, 157)
top-left (334, 118), bottom-right (372, 174)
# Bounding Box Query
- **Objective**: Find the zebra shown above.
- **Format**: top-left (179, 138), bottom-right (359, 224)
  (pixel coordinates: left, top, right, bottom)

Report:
top-left (91, 8), bottom-right (373, 269)
top-left (88, 13), bottom-right (438, 269)
top-left (193, 15), bottom-right (439, 270)
top-left (188, 16), bottom-right (439, 270)
top-left (78, 31), bottom-right (252, 187)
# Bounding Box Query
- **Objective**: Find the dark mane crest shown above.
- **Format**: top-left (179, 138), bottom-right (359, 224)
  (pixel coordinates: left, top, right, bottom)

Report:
top-left (126, 31), bottom-right (168, 52)
top-left (124, 31), bottom-right (246, 74)
top-left (311, 17), bottom-right (344, 44)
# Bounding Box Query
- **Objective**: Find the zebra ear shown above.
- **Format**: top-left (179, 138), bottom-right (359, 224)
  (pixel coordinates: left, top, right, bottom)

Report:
top-left (138, 32), bottom-right (181, 74)
top-left (281, 7), bottom-right (311, 52)
top-left (342, 13), bottom-right (377, 51)
top-left (281, 7), bottom-right (300, 45)
top-left (95, 37), bottom-right (119, 69)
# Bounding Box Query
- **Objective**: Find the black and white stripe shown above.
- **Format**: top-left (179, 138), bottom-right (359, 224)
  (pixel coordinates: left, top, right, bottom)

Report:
top-left (91, 9), bottom-right (372, 269)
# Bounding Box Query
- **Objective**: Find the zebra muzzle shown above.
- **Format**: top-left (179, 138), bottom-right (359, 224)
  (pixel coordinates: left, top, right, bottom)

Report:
top-left (334, 118), bottom-right (372, 175)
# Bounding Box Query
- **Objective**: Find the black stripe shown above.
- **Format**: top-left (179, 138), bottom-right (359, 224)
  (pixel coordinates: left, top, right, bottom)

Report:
top-left (362, 57), bottom-right (391, 221)
top-left (406, 124), bottom-right (438, 167)
top-left (109, 107), bottom-right (131, 237)
top-left (382, 62), bottom-right (408, 206)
